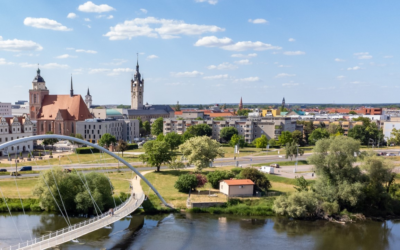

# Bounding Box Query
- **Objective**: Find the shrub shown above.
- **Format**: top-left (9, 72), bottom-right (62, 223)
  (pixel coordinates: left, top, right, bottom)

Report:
top-left (195, 174), bottom-right (208, 188)
top-left (273, 191), bottom-right (319, 218)
top-left (127, 144), bottom-right (138, 150)
top-left (207, 170), bottom-right (235, 189)
top-left (239, 168), bottom-right (272, 192)
top-left (75, 147), bottom-right (100, 154)
top-left (230, 168), bottom-right (243, 175)
top-left (174, 174), bottom-right (198, 193)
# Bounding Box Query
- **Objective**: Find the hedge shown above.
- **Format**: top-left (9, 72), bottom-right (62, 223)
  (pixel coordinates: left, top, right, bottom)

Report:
top-left (76, 147), bottom-right (100, 154)
top-left (127, 144), bottom-right (138, 150)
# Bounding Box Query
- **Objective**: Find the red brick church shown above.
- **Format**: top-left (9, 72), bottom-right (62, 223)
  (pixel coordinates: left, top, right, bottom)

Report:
top-left (29, 68), bottom-right (92, 135)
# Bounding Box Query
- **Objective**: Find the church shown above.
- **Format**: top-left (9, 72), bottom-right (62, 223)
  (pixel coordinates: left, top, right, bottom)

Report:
top-left (29, 68), bottom-right (93, 135)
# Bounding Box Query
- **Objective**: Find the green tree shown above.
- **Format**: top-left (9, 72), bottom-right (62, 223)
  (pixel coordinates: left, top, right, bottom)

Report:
top-left (139, 140), bottom-right (174, 172)
top-left (327, 123), bottom-right (344, 135)
top-left (143, 121), bottom-right (151, 135)
top-left (220, 127), bottom-right (238, 142)
top-left (239, 168), bottom-right (271, 192)
top-left (294, 176), bottom-right (310, 192)
top-left (43, 131), bottom-right (59, 150)
top-left (207, 170), bottom-right (235, 189)
top-left (186, 124), bottom-right (212, 137)
top-left (285, 141), bottom-right (304, 161)
top-left (151, 117), bottom-right (164, 136)
top-left (236, 109), bottom-right (249, 116)
top-left (269, 139), bottom-right (276, 147)
top-left (98, 133), bottom-right (117, 148)
top-left (278, 131), bottom-right (293, 146)
top-left (168, 157), bottom-right (186, 170)
top-left (174, 174), bottom-right (198, 193)
top-left (164, 132), bottom-right (182, 150)
top-left (214, 117), bottom-right (225, 121)
top-left (179, 136), bottom-right (224, 171)
top-left (349, 111), bottom-right (357, 115)
top-left (230, 134), bottom-right (246, 148)
top-left (254, 135), bottom-right (268, 149)
top-left (156, 133), bottom-right (165, 141)
top-left (175, 101), bottom-right (181, 111)
top-left (390, 128), bottom-right (400, 145)
top-left (181, 130), bottom-right (195, 142)
top-left (68, 133), bottom-right (84, 145)
top-left (195, 117), bottom-right (203, 120)
top-left (273, 191), bottom-right (321, 218)
top-left (292, 130), bottom-right (305, 146)
top-left (308, 128), bottom-right (329, 144)
top-left (116, 139), bottom-right (128, 157)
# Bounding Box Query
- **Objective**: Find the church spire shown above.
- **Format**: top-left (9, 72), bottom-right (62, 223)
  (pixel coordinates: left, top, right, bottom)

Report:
top-left (136, 52), bottom-right (139, 72)
top-left (87, 87), bottom-right (90, 96)
top-left (70, 75), bottom-right (74, 97)
top-left (239, 97), bottom-right (243, 110)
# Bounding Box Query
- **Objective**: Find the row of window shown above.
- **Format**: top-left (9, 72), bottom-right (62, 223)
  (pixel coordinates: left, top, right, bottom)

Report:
top-left (0, 135), bottom-right (25, 142)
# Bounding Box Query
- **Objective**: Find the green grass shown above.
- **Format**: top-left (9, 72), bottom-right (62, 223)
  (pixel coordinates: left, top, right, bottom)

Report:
top-left (253, 160), bottom-right (309, 167)
top-left (267, 174), bottom-right (315, 186)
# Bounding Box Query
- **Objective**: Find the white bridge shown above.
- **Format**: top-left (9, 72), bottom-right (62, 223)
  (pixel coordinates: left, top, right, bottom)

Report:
top-left (0, 135), bottom-right (170, 250)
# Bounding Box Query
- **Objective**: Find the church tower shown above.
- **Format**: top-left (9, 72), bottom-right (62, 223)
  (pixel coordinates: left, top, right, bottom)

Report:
top-left (131, 56), bottom-right (144, 110)
top-left (282, 97), bottom-right (286, 109)
top-left (85, 87), bottom-right (92, 109)
top-left (29, 67), bottom-right (49, 121)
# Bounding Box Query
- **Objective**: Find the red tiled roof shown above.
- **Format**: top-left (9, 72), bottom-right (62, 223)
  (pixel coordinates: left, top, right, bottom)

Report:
top-left (37, 95), bottom-right (92, 121)
top-left (223, 179), bottom-right (254, 186)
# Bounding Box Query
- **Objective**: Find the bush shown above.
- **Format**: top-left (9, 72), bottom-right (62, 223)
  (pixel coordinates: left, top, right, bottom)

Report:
top-left (127, 144), bottom-right (138, 150)
top-left (273, 191), bottom-right (319, 218)
top-left (195, 174), bottom-right (208, 188)
top-left (174, 174), bottom-right (198, 193)
top-left (207, 170), bottom-right (235, 189)
top-left (230, 168), bottom-right (243, 175)
top-left (75, 147), bottom-right (100, 154)
top-left (239, 168), bottom-right (271, 192)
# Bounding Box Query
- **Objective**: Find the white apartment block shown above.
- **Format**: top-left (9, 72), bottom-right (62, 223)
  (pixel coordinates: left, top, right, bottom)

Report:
top-left (76, 118), bottom-right (140, 143)
top-left (0, 116), bottom-right (34, 156)
top-left (163, 117), bottom-right (302, 143)
top-left (0, 102), bottom-right (11, 117)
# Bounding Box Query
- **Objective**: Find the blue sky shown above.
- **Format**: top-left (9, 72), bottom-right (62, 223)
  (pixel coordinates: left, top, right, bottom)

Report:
top-left (0, 0), bottom-right (399, 105)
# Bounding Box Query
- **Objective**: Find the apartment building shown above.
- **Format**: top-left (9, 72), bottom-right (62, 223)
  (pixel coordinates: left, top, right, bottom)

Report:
top-left (0, 102), bottom-right (11, 117)
top-left (163, 117), bottom-right (302, 143)
top-left (76, 118), bottom-right (140, 143)
top-left (0, 116), bottom-right (34, 156)
top-left (312, 120), bottom-right (363, 136)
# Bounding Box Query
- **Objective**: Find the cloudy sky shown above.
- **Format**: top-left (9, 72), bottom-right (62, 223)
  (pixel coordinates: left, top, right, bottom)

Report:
top-left (0, 0), bottom-right (399, 105)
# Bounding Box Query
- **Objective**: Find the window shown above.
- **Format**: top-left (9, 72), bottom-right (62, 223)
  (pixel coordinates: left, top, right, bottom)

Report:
top-left (239, 185), bottom-right (244, 189)
top-left (48, 123), bottom-right (51, 131)
top-left (71, 123), bottom-right (74, 133)
top-left (41, 123), bottom-right (44, 132)
top-left (59, 124), bottom-right (62, 134)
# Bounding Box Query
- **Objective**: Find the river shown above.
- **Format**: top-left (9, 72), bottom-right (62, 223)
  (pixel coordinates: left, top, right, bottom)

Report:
top-left (1, 212), bottom-right (400, 250)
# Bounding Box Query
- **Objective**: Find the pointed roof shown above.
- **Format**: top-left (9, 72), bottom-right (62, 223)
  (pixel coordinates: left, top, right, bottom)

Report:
top-left (33, 67), bottom-right (45, 83)
top-left (239, 97), bottom-right (243, 110)
top-left (87, 87), bottom-right (91, 96)
top-left (37, 95), bottom-right (93, 121)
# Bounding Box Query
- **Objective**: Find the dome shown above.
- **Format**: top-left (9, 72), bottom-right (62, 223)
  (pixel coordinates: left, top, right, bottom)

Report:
top-left (33, 68), bottom-right (45, 83)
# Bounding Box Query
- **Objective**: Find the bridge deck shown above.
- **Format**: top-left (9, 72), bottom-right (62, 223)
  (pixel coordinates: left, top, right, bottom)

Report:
top-left (6, 177), bottom-right (144, 250)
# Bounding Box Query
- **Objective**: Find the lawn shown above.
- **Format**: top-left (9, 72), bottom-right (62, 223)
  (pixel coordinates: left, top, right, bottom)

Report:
top-left (252, 160), bottom-right (309, 167)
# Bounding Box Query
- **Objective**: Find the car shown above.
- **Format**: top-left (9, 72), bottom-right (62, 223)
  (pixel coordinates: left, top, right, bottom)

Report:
top-left (0, 169), bottom-right (7, 172)
top-left (270, 163), bottom-right (280, 168)
top-left (380, 152), bottom-right (387, 156)
top-left (10, 172), bottom-right (21, 176)
top-left (387, 153), bottom-right (396, 157)
top-left (19, 166), bottom-right (32, 171)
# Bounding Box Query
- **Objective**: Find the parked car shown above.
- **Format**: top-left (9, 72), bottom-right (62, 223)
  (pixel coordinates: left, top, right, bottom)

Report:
top-left (19, 166), bottom-right (32, 171)
top-left (10, 172), bottom-right (21, 176)
top-left (380, 152), bottom-right (387, 156)
top-left (260, 166), bottom-right (275, 174)
top-left (270, 163), bottom-right (280, 168)
top-left (0, 169), bottom-right (7, 172)
top-left (387, 153), bottom-right (396, 157)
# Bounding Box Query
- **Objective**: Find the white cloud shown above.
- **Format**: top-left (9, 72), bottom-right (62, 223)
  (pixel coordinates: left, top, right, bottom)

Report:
top-left (102, 59), bottom-right (128, 66)
top-left (384, 55), bottom-right (393, 58)
top-left (203, 74), bottom-right (229, 80)
top-left (20, 62), bottom-right (69, 69)
top-left (84, 18), bottom-right (91, 22)
top-left (66, 47), bottom-right (75, 50)
top-left (231, 53), bottom-right (257, 58)
top-left (336, 75), bottom-right (345, 80)
top-left (24, 17), bottom-right (72, 31)
top-left (56, 54), bottom-right (77, 59)
top-left (195, 36), bottom-right (281, 51)
top-left (89, 68), bottom-right (110, 74)
top-left (288, 38), bottom-right (295, 42)
top-left (347, 66), bottom-right (362, 71)
top-left (354, 52), bottom-right (372, 60)
top-left (235, 59), bottom-right (252, 65)
top-left (248, 18), bottom-right (268, 24)
top-left (234, 77), bottom-right (260, 82)
top-left (278, 65), bottom-right (291, 68)
top-left (0, 36), bottom-right (43, 51)
top-left (14, 53), bottom-right (37, 57)
top-left (104, 17), bottom-right (224, 40)
top-left (282, 81), bottom-right (299, 87)
top-left (78, 1), bottom-right (115, 13)
top-left (147, 55), bottom-right (158, 59)
top-left (76, 49), bottom-right (97, 54)
top-left (107, 15), bottom-right (113, 19)
top-left (87, 25), bottom-right (91, 28)
top-left (207, 62), bottom-right (238, 70)
top-left (195, 0), bottom-right (218, 5)
top-left (350, 81), bottom-right (362, 84)
top-left (107, 68), bottom-right (134, 76)
top-left (73, 68), bottom-right (84, 75)
top-left (140, 8), bottom-right (148, 14)
top-left (283, 51), bottom-right (305, 56)
top-left (171, 71), bottom-right (204, 77)
top-left (275, 73), bottom-right (295, 78)
top-left (67, 13), bottom-right (77, 19)
top-left (335, 58), bottom-right (345, 62)
top-left (0, 58), bottom-right (14, 65)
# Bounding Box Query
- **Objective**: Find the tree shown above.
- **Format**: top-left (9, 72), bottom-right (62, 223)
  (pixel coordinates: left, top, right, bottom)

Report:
top-left (116, 139), bottom-right (128, 157)
top-left (174, 174), bottom-right (198, 193)
top-left (285, 141), bottom-right (304, 161)
top-left (220, 127), bottom-right (238, 142)
top-left (98, 133), bottom-right (117, 148)
top-left (230, 134), bottom-right (246, 148)
top-left (294, 176), bottom-right (310, 192)
top-left (168, 157), bottom-right (186, 170)
top-left (139, 141), bottom-right (174, 172)
top-left (214, 117), bottom-right (225, 121)
top-left (292, 130), bottom-right (305, 146)
top-left (181, 131), bottom-right (195, 142)
top-left (349, 111), bottom-right (357, 115)
top-left (143, 121), bottom-right (151, 135)
top-left (68, 133), bottom-right (83, 145)
top-left (195, 117), bottom-right (203, 120)
top-left (327, 123), bottom-right (344, 135)
top-left (43, 131), bottom-right (59, 150)
top-left (390, 128), bottom-right (400, 145)
top-left (308, 128), bottom-right (329, 144)
top-left (179, 136), bottom-right (224, 171)
top-left (164, 132), bottom-right (182, 150)
top-left (151, 117), bottom-right (164, 136)
top-left (269, 139), bottom-right (276, 147)
top-left (186, 124), bottom-right (212, 137)
top-left (278, 131), bottom-right (292, 146)
top-left (175, 101), bottom-right (181, 111)
top-left (207, 170), bottom-right (235, 189)
top-left (156, 133), bottom-right (165, 141)
top-left (239, 168), bottom-right (271, 192)
top-left (348, 121), bottom-right (382, 146)
top-left (236, 109), bottom-right (249, 116)
top-left (195, 174), bottom-right (208, 188)
top-left (254, 135), bottom-right (268, 149)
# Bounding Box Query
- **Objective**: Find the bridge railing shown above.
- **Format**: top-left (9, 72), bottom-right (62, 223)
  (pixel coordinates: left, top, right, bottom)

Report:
top-left (2, 192), bottom-right (144, 250)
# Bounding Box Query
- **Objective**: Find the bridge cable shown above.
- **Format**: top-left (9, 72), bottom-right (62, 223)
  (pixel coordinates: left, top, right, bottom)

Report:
top-left (74, 170), bottom-right (101, 216)
top-left (0, 186), bottom-right (23, 242)
top-left (94, 150), bottom-right (117, 208)
top-left (80, 170), bottom-right (104, 213)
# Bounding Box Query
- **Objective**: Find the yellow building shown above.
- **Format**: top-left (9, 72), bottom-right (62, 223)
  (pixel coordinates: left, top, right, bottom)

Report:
top-left (262, 109), bottom-right (280, 117)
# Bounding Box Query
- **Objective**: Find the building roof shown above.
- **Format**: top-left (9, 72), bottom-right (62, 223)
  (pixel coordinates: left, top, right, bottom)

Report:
top-left (37, 94), bottom-right (92, 121)
top-left (127, 109), bottom-right (170, 116)
top-left (33, 68), bottom-right (45, 83)
top-left (223, 179), bottom-right (255, 186)
top-left (106, 109), bottom-right (122, 116)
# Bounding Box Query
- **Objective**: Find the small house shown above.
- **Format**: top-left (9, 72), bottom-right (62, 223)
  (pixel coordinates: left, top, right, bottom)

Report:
top-left (260, 166), bottom-right (274, 174)
top-left (220, 179), bottom-right (255, 197)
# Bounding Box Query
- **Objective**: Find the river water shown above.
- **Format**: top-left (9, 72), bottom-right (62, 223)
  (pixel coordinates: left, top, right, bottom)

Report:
top-left (1, 212), bottom-right (400, 250)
